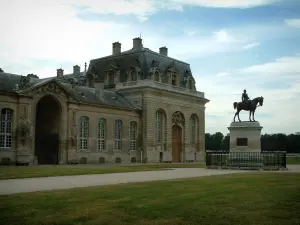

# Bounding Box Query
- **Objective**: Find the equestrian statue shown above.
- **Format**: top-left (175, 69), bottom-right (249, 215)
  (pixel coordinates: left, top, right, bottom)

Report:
top-left (233, 89), bottom-right (264, 122)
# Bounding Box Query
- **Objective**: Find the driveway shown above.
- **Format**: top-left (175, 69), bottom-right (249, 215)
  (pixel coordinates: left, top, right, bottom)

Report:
top-left (0, 168), bottom-right (249, 195)
top-left (0, 165), bottom-right (298, 195)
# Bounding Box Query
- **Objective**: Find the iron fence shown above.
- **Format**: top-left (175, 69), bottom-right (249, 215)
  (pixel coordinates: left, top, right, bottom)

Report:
top-left (205, 151), bottom-right (286, 170)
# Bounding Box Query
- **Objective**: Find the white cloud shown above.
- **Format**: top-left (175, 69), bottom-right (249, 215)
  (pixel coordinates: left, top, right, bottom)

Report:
top-left (196, 54), bottom-right (300, 135)
top-left (181, 0), bottom-right (282, 8)
top-left (285, 18), bottom-right (300, 28)
top-left (2, 0), bottom-right (283, 24)
top-left (62, 0), bottom-right (285, 20)
top-left (0, 0), bottom-right (258, 77)
top-left (242, 42), bottom-right (260, 49)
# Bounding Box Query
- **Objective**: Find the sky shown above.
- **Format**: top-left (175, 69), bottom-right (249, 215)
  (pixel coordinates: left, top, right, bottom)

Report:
top-left (1, 0), bottom-right (300, 135)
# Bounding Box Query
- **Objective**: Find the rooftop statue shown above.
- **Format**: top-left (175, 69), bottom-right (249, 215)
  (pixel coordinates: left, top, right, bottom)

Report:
top-left (233, 89), bottom-right (264, 122)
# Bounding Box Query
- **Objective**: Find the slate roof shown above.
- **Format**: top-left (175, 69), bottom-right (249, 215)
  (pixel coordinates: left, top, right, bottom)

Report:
top-left (0, 72), bottom-right (140, 110)
top-left (87, 47), bottom-right (193, 87)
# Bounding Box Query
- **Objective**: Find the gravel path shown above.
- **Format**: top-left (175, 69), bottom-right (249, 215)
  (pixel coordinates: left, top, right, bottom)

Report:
top-left (0, 168), bottom-right (249, 195)
top-left (0, 165), bottom-right (298, 195)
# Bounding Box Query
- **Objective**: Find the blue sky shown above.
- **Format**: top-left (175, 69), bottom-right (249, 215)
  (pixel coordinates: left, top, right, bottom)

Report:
top-left (1, 0), bottom-right (300, 135)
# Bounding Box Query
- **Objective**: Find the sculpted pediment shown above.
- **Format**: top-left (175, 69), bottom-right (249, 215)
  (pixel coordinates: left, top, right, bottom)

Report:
top-left (19, 79), bottom-right (80, 102)
top-left (166, 61), bottom-right (180, 73)
top-left (105, 60), bottom-right (120, 71)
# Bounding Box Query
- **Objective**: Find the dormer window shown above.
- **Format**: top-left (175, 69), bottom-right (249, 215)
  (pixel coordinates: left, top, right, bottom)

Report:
top-left (130, 71), bottom-right (137, 81)
top-left (188, 79), bottom-right (193, 89)
top-left (107, 72), bottom-right (114, 85)
top-left (154, 71), bottom-right (160, 82)
top-left (171, 74), bottom-right (178, 86)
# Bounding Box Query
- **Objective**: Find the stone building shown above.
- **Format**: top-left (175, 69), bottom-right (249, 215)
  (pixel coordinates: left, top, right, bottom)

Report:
top-left (0, 37), bottom-right (209, 165)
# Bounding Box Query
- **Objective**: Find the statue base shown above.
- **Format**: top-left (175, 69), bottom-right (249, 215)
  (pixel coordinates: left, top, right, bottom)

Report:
top-left (228, 121), bottom-right (263, 152)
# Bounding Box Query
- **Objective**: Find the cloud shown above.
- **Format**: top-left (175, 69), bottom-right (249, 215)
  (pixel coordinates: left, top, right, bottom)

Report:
top-left (0, 0), bottom-right (259, 77)
top-left (181, 0), bottom-right (282, 8)
top-left (17, 0), bottom-right (285, 22)
top-left (242, 42), bottom-right (260, 50)
top-left (196, 54), bottom-right (300, 134)
top-left (285, 18), bottom-right (300, 28)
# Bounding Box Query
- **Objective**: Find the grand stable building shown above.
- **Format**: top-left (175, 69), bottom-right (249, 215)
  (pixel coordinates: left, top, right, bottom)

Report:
top-left (0, 37), bottom-right (209, 165)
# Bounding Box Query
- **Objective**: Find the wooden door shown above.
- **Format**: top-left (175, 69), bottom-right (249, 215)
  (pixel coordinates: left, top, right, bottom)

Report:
top-left (172, 125), bottom-right (182, 162)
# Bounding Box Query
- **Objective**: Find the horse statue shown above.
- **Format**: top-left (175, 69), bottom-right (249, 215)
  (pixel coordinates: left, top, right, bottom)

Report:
top-left (233, 96), bottom-right (264, 122)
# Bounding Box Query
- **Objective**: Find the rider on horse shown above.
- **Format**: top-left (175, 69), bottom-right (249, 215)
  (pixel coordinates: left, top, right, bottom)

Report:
top-left (242, 89), bottom-right (251, 107)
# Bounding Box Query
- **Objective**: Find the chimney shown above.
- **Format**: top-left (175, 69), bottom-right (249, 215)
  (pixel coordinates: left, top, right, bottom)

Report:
top-left (112, 42), bottom-right (121, 55)
top-left (159, 47), bottom-right (168, 56)
top-left (132, 37), bottom-right (143, 50)
top-left (57, 68), bottom-right (64, 77)
top-left (73, 65), bottom-right (80, 76)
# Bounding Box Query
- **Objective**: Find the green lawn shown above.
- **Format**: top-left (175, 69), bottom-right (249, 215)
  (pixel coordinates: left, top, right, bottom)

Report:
top-left (0, 173), bottom-right (299, 225)
top-left (0, 163), bottom-right (204, 180)
top-left (287, 157), bottom-right (300, 164)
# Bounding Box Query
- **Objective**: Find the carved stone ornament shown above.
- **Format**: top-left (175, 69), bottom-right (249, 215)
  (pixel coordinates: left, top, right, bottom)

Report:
top-left (19, 105), bottom-right (31, 146)
top-left (172, 111), bottom-right (185, 125)
top-left (33, 82), bottom-right (67, 98)
top-left (70, 110), bottom-right (77, 148)
top-left (166, 61), bottom-right (179, 73)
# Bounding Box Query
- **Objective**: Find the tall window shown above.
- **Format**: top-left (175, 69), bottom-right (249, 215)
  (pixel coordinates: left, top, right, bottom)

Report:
top-left (79, 116), bottom-right (89, 150)
top-left (114, 119), bottom-right (122, 151)
top-left (130, 121), bottom-right (137, 151)
top-left (190, 114), bottom-right (198, 145)
top-left (97, 118), bottom-right (106, 151)
top-left (155, 110), bottom-right (164, 143)
top-left (0, 108), bottom-right (13, 148)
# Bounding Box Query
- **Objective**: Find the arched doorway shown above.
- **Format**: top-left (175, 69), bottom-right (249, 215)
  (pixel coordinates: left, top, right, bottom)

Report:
top-left (172, 125), bottom-right (182, 162)
top-left (35, 95), bottom-right (61, 164)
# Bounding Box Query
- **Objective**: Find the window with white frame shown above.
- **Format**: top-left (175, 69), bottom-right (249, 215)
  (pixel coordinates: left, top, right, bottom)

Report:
top-left (97, 118), bottom-right (106, 151)
top-left (190, 114), bottom-right (198, 144)
top-left (79, 116), bottom-right (89, 150)
top-left (0, 108), bottom-right (13, 148)
top-left (130, 121), bottom-right (137, 151)
top-left (114, 119), bottom-right (122, 151)
top-left (155, 110), bottom-right (163, 143)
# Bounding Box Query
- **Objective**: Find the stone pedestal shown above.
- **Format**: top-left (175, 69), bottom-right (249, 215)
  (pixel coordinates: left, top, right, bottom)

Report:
top-left (228, 121), bottom-right (263, 152)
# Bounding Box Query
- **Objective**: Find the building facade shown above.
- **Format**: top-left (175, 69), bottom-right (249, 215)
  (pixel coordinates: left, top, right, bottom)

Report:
top-left (0, 37), bottom-right (209, 165)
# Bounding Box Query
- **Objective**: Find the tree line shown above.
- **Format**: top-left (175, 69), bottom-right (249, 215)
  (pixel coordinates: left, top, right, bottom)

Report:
top-left (205, 132), bottom-right (300, 153)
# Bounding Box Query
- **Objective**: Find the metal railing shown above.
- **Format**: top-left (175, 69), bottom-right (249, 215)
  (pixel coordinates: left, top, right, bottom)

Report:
top-left (206, 151), bottom-right (287, 170)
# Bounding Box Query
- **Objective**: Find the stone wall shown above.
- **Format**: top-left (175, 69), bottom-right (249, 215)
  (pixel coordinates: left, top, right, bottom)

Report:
top-left (118, 86), bottom-right (207, 163)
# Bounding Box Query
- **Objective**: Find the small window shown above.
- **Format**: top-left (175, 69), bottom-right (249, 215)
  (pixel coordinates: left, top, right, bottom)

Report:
top-left (236, 138), bottom-right (248, 146)
top-left (172, 74), bottom-right (177, 86)
top-left (188, 80), bottom-right (193, 89)
top-left (154, 71), bottom-right (160, 82)
top-left (108, 72), bottom-right (114, 85)
top-left (131, 71), bottom-right (137, 81)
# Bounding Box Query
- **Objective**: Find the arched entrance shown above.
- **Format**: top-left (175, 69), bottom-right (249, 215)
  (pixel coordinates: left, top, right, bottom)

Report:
top-left (34, 95), bottom-right (61, 164)
top-left (172, 125), bottom-right (182, 162)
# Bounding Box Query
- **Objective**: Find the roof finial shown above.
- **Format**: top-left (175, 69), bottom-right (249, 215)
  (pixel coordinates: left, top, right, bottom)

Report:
top-left (84, 62), bottom-right (87, 72)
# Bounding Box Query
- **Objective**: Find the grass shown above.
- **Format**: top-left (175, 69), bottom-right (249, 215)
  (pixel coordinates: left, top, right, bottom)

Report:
top-left (287, 156), bottom-right (300, 165)
top-left (0, 173), bottom-right (300, 225)
top-left (0, 163), bottom-right (204, 180)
